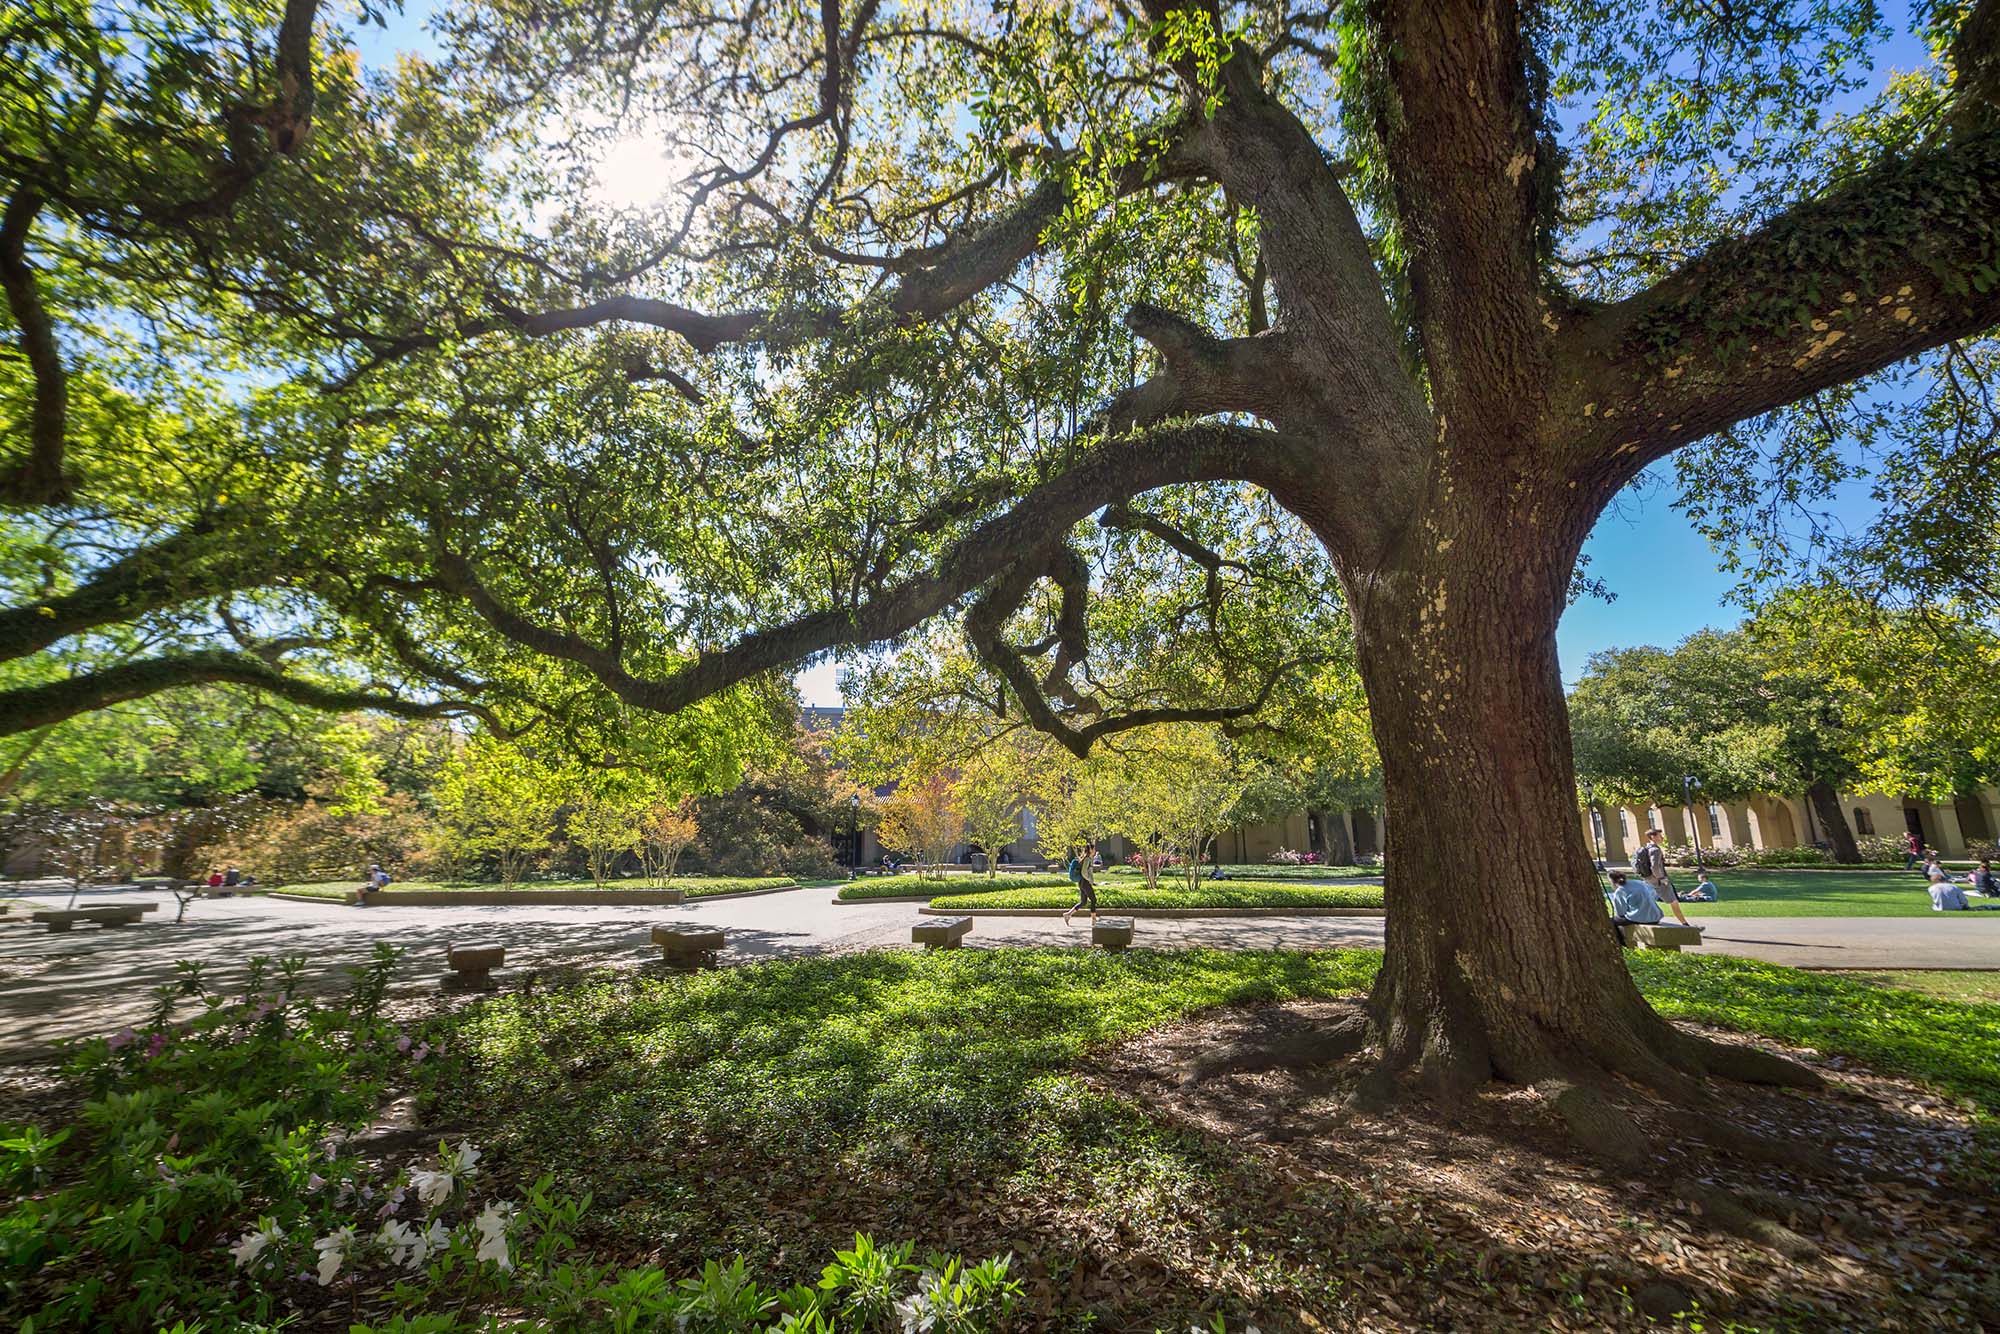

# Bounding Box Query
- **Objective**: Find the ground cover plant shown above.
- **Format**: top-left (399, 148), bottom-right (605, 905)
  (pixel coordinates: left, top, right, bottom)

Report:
top-left (1659, 869), bottom-right (2000, 917)
top-left (931, 883), bottom-right (1385, 911)
top-left (421, 949), bottom-right (1997, 1329)
top-left (3, 947), bottom-right (1996, 1329)
top-left (1837, 970), bottom-right (2000, 1005)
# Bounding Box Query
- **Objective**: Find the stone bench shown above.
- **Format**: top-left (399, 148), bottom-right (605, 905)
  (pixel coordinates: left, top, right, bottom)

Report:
top-left (443, 943), bottom-right (505, 991)
top-left (911, 916), bottom-right (972, 950)
top-left (1622, 923), bottom-right (1705, 952)
top-left (1092, 916), bottom-right (1136, 951)
top-left (653, 925), bottom-right (724, 969)
top-left (32, 902), bottom-right (158, 932)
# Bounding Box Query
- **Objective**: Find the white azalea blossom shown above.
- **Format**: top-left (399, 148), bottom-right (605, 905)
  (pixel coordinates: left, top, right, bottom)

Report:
top-left (313, 1227), bottom-right (356, 1286)
top-left (473, 1200), bottom-right (517, 1271)
top-left (444, 1141), bottom-right (482, 1175)
top-left (408, 1167), bottom-right (455, 1210)
top-left (378, 1220), bottom-right (419, 1268)
top-left (227, 1218), bottom-right (284, 1270)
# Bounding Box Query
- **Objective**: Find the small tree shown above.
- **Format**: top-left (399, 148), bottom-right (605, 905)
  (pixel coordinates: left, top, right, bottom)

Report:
top-left (877, 773), bottom-right (965, 879)
top-left (639, 796), bottom-right (700, 885)
top-left (955, 767), bottom-right (1025, 878)
top-left (569, 792), bottom-right (643, 887)
top-left (431, 739), bottom-right (563, 887)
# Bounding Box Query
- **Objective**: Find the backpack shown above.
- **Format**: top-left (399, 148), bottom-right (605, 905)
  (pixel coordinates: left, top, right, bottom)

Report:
top-left (1066, 857), bottom-right (1082, 884)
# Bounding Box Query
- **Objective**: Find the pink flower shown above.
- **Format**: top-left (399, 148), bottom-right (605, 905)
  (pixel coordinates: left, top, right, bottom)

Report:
top-left (145, 1032), bottom-right (167, 1058)
top-left (306, 1172), bottom-right (327, 1192)
top-left (106, 1028), bottom-right (135, 1051)
top-left (411, 1043), bottom-right (431, 1063)
top-left (395, 1035), bottom-right (412, 1054)
top-left (165, 1133), bottom-right (179, 1152)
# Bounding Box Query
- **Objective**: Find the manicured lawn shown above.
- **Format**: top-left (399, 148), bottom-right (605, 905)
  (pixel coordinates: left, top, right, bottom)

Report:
top-left (1103, 863), bottom-right (1383, 881)
top-left (1649, 867), bottom-right (2000, 917)
top-left (836, 872), bottom-right (1071, 900)
top-left (933, 882), bottom-right (1386, 910)
top-left (268, 875), bottom-right (793, 899)
top-left (1834, 969), bottom-right (2000, 1005)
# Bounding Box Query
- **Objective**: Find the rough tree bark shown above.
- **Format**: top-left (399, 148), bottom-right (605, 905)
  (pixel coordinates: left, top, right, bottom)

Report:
top-left (1808, 779), bottom-right (1863, 863)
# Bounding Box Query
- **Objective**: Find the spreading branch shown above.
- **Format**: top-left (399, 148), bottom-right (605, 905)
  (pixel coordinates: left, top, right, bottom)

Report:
top-left (0, 650), bottom-right (491, 737)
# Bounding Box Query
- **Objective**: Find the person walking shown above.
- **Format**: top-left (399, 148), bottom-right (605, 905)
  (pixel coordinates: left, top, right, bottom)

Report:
top-left (1905, 830), bottom-right (1923, 872)
top-left (1062, 842), bottom-right (1100, 926)
top-left (1632, 829), bottom-right (1694, 928)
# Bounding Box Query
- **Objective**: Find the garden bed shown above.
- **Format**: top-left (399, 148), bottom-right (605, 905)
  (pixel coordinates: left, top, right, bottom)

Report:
top-left (267, 876), bottom-right (795, 906)
top-left (1105, 863), bottom-right (1384, 882)
top-left (835, 872), bottom-right (1070, 901)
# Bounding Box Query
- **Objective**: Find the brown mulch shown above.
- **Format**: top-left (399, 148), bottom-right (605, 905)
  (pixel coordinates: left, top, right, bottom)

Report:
top-left (1070, 998), bottom-right (1998, 1331)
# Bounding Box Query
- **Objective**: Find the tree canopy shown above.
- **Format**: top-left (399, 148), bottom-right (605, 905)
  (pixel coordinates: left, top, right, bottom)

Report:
top-left (8, 0), bottom-right (2000, 1112)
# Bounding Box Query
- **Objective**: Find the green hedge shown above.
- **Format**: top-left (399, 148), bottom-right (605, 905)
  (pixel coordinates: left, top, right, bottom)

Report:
top-left (931, 883), bottom-right (1387, 911)
top-left (837, 873), bottom-right (1070, 901)
top-left (272, 876), bottom-right (792, 899)
top-left (1103, 863), bottom-right (1383, 882)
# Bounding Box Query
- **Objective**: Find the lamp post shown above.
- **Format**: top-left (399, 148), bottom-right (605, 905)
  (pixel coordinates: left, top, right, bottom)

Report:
top-left (1681, 775), bottom-right (1704, 879)
top-left (1582, 780), bottom-right (1605, 868)
top-left (848, 794), bottom-right (861, 869)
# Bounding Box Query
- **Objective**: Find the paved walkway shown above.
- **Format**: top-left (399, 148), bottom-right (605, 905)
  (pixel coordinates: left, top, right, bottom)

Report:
top-left (3, 885), bottom-right (1997, 1057)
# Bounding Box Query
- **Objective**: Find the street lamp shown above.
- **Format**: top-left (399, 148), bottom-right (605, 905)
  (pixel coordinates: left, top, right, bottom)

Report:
top-left (1681, 775), bottom-right (1704, 879)
top-left (1581, 780), bottom-right (1605, 869)
top-left (848, 794), bottom-right (861, 869)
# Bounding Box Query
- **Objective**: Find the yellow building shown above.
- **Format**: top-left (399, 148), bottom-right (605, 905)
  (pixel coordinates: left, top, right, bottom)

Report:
top-left (1578, 786), bottom-right (2000, 862)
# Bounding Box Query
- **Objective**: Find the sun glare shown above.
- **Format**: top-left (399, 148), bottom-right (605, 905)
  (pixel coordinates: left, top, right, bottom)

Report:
top-left (591, 131), bottom-right (694, 210)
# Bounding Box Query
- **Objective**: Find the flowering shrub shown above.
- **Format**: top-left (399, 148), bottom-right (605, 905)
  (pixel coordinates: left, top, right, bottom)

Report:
top-left (1663, 844), bottom-right (1741, 869)
top-left (1266, 848), bottom-right (1322, 865)
top-left (1125, 851), bottom-right (1182, 871)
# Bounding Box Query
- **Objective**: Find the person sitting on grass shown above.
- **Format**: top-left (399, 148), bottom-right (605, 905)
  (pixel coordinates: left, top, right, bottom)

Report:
top-left (1607, 870), bottom-right (1666, 944)
top-left (1928, 869), bottom-right (1971, 912)
top-left (1972, 860), bottom-right (2000, 897)
top-left (1680, 873), bottom-right (1719, 903)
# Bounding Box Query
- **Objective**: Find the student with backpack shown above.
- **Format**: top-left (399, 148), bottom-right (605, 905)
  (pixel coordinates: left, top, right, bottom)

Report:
top-left (1062, 842), bottom-right (1099, 925)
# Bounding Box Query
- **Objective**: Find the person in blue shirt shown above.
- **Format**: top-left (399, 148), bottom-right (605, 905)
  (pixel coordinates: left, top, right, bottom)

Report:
top-left (1929, 870), bottom-right (1972, 911)
top-left (1680, 874), bottom-right (1719, 903)
top-left (1608, 870), bottom-right (1664, 944)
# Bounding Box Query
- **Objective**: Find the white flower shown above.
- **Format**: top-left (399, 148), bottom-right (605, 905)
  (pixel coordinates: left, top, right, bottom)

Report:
top-left (378, 1219), bottom-right (418, 1268)
top-left (443, 1141), bottom-right (482, 1175)
top-left (422, 1219), bottom-right (450, 1260)
top-left (227, 1218), bottom-right (284, 1270)
top-left (313, 1227), bottom-right (355, 1286)
top-left (408, 1167), bottom-right (455, 1210)
top-left (472, 1200), bottom-right (516, 1271)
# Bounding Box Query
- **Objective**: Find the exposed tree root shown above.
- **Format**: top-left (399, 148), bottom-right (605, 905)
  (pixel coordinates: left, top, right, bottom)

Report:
top-left (1677, 1031), bottom-right (1825, 1090)
top-left (1696, 1120), bottom-right (1833, 1174)
top-left (1535, 1079), bottom-right (1648, 1169)
top-left (1677, 1181), bottom-right (1821, 1259)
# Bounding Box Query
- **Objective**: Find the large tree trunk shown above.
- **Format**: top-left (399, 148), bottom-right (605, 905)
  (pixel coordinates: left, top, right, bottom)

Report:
top-left (1807, 779), bottom-right (1861, 863)
top-left (1336, 500), bottom-right (1794, 1108)
top-left (1319, 808), bottom-right (1355, 865)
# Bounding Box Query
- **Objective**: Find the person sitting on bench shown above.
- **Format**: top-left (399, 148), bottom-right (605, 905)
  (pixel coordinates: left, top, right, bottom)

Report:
top-left (1608, 870), bottom-right (1665, 944)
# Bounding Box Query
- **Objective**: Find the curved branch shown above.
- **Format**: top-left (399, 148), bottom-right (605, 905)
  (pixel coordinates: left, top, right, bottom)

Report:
top-left (0, 650), bottom-right (491, 737)
top-left (1561, 128), bottom-right (2000, 487)
top-left (442, 422), bottom-right (1314, 716)
top-left (1103, 302), bottom-right (1292, 431)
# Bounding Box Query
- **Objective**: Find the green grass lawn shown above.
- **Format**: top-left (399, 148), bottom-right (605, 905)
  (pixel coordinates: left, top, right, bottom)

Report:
top-left (933, 882), bottom-right (1386, 910)
top-left (1639, 867), bottom-right (2000, 917)
top-left (1834, 969), bottom-right (2000, 1005)
top-left (835, 872), bottom-right (1071, 900)
top-left (268, 875), bottom-right (793, 900)
top-left (1103, 863), bottom-right (1384, 881)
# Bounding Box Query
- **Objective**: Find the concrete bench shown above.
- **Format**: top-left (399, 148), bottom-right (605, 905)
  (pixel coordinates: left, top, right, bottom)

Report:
top-left (443, 943), bottom-right (505, 991)
top-left (911, 916), bottom-right (972, 950)
top-left (652, 925), bottom-right (724, 968)
top-left (32, 902), bottom-right (157, 932)
top-left (1623, 923), bottom-right (1705, 952)
top-left (1092, 916), bottom-right (1136, 951)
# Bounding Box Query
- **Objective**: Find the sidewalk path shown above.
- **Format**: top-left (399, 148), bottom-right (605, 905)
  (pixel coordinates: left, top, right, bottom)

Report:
top-left (4, 885), bottom-right (1996, 1057)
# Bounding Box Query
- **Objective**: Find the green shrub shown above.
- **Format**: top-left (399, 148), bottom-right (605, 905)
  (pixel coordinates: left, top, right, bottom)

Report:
top-left (931, 883), bottom-right (1386, 911)
top-left (837, 873), bottom-right (1069, 900)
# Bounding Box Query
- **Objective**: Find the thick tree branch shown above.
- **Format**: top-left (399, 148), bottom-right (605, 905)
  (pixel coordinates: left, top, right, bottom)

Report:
top-left (1561, 129), bottom-right (2000, 486)
top-left (0, 523), bottom-right (281, 662)
top-left (0, 190), bottom-right (69, 503)
top-left (1103, 302), bottom-right (1291, 432)
top-left (443, 423), bottom-right (1314, 717)
top-left (1367, 0), bottom-right (1555, 431)
top-left (0, 650), bottom-right (490, 737)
